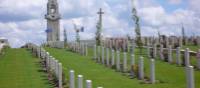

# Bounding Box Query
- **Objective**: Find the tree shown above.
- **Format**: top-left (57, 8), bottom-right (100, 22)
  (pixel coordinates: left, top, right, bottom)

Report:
top-left (181, 24), bottom-right (186, 45)
top-left (131, 0), bottom-right (143, 55)
top-left (64, 28), bottom-right (68, 47)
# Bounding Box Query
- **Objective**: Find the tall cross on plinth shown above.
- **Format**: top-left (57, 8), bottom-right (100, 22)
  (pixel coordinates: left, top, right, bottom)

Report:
top-left (97, 8), bottom-right (104, 26)
top-left (96, 8), bottom-right (104, 46)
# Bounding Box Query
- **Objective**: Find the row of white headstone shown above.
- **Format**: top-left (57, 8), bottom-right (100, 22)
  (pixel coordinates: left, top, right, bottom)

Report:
top-left (45, 41), bottom-right (65, 48)
top-left (147, 44), bottom-right (200, 69)
top-left (93, 45), bottom-right (156, 84)
top-left (146, 45), bottom-right (196, 88)
top-left (63, 42), bottom-right (196, 87)
top-left (69, 70), bottom-right (103, 88)
top-left (68, 42), bottom-right (88, 56)
top-left (28, 44), bottom-right (63, 88)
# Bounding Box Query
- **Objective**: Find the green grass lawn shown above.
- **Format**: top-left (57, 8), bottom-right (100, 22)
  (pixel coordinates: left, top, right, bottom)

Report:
top-left (46, 47), bottom-right (200, 88)
top-left (182, 44), bottom-right (200, 51)
top-left (0, 48), bottom-right (53, 88)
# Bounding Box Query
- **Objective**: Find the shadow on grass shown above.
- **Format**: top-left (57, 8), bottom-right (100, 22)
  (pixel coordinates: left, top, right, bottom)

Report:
top-left (34, 61), bottom-right (55, 88)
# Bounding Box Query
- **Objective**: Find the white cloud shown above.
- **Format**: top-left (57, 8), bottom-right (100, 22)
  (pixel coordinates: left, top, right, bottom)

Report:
top-left (0, 19), bottom-right (46, 47)
top-left (168, 0), bottom-right (182, 5)
top-left (0, 0), bottom-right (200, 48)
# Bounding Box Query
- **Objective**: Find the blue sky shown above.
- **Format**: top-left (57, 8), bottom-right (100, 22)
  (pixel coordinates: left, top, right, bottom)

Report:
top-left (0, 0), bottom-right (200, 47)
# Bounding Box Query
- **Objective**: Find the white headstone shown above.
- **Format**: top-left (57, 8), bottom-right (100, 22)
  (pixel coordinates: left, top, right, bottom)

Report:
top-left (197, 49), bottom-right (200, 70)
top-left (153, 44), bottom-right (157, 58)
top-left (86, 80), bottom-right (92, 88)
top-left (78, 75), bottom-right (83, 88)
top-left (101, 47), bottom-right (105, 64)
top-left (46, 52), bottom-right (50, 68)
top-left (93, 45), bottom-right (97, 60)
top-left (179, 37), bottom-right (183, 47)
top-left (139, 57), bottom-right (144, 80)
top-left (58, 63), bottom-right (62, 88)
top-left (52, 58), bottom-right (56, 70)
top-left (123, 52), bottom-right (127, 72)
top-left (166, 37), bottom-right (169, 48)
top-left (55, 60), bottom-right (59, 77)
top-left (116, 51), bottom-right (120, 71)
top-left (85, 44), bottom-right (88, 56)
top-left (70, 70), bottom-right (75, 88)
top-left (168, 45), bottom-right (172, 63)
top-left (176, 47), bottom-right (181, 66)
top-left (97, 46), bottom-right (101, 63)
top-left (106, 48), bottom-right (110, 66)
top-left (160, 44), bottom-right (164, 60)
top-left (130, 54), bottom-right (135, 78)
top-left (150, 59), bottom-right (155, 84)
top-left (111, 50), bottom-right (115, 66)
top-left (185, 48), bottom-right (190, 66)
top-left (147, 46), bottom-right (151, 58)
top-left (186, 66), bottom-right (195, 88)
top-left (131, 54), bottom-right (135, 66)
top-left (131, 42), bottom-right (135, 55)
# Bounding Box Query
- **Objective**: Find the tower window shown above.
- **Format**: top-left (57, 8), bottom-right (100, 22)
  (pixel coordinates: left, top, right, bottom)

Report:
top-left (51, 8), bottom-right (55, 13)
top-left (50, 4), bottom-right (56, 14)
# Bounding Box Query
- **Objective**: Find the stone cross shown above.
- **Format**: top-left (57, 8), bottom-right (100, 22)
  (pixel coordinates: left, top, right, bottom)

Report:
top-left (97, 8), bottom-right (104, 24)
top-left (96, 8), bottom-right (104, 46)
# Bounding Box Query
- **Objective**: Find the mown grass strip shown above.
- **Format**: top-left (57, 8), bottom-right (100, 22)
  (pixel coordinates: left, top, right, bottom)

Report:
top-left (0, 48), bottom-right (53, 88)
top-left (46, 47), bottom-right (200, 88)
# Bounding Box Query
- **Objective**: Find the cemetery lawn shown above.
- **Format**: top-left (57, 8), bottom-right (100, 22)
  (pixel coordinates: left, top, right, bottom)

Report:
top-left (0, 48), bottom-right (53, 88)
top-left (46, 47), bottom-right (200, 88)
top-left (182, 44), bottom-right (200, 51)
